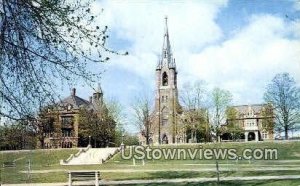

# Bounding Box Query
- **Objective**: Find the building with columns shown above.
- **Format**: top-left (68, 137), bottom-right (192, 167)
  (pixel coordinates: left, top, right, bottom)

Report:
top-left (222, 104), bottom-right (274, 142)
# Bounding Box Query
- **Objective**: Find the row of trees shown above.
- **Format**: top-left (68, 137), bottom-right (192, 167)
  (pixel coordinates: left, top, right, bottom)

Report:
top-left (0, 121), bottom-right (36, 150)
top-left (180, 83), bottom-right (238, 143)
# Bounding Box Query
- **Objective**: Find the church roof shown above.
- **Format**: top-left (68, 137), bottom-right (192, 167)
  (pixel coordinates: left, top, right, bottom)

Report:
top-left (232, 104), bottom-right (266, 115)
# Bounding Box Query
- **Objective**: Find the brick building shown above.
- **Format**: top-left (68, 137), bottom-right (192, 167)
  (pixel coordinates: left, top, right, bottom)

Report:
top-left (39, 85), bottom-right (106, 148)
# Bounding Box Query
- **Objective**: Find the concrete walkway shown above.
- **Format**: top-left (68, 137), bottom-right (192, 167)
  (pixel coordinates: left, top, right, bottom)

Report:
top-left (2, 175), bottom-right (300, 186)
top-left (18, 166), bottom-right (300, 174)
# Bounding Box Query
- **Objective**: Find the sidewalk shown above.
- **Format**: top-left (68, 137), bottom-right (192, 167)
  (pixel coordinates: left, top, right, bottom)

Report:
top-left (2, 175), bottom-right (300, 186)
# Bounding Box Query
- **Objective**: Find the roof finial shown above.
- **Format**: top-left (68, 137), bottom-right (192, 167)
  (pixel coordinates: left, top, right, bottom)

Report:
top-left (162, 16), bottom-right (170, 50)
top-left (97, 82), bottom-right (102, 93)
top-left (164, 16), bottom-right (168, 34)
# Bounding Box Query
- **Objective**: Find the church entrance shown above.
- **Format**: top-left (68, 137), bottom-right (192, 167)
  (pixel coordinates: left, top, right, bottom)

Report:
top-left (248, 132), bottom-right (255, 141)
top-left (162, 134), bottom-right (169, 144)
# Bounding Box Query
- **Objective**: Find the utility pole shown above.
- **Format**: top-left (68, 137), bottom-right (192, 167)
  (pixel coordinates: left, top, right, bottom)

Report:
top-left (216, 160), bottom-right (220, 183)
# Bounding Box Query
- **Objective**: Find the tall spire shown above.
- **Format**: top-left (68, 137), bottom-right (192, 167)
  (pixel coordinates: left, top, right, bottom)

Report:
top-left (162, 16), bottom-right (171, 59)
top-left (156, 16), bottom-right (175, 70)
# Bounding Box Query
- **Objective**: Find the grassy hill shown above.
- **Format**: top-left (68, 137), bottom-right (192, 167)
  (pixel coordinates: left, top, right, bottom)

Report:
top-left (111, 141), bottom-right (300, 163)
top-left (1, 141), bottom-right (300, 185)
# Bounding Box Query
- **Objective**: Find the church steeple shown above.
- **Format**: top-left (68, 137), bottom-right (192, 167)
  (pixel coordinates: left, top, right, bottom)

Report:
top-left (153, 16), bottom-right (179, 145)
top-left (162, 16), bottom-right (171, 58)
top-left (157, 16), bottom-right (176, 70)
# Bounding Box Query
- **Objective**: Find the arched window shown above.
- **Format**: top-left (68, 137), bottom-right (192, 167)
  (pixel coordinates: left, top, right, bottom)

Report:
top-left (162, 72), bottom-right (168, 86)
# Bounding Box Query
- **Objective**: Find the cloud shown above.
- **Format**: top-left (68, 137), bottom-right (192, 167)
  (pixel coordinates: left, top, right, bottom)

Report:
top-left (292, 0), bottom-right (300, 11)
top-left (92, 0), bottom-right (228, 81)
top-left (182, 14), bottom-right (300, 104)
top-left (90, 0), bottom-right (300, 116)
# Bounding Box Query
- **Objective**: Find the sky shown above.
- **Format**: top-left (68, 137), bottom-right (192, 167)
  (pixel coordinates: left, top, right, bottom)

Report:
top-left (68, 0), bottom-right (300, 132)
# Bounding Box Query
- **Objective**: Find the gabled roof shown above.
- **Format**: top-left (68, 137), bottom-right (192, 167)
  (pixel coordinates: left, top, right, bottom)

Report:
top-left (59, 95), bottom-right (91, 109)
top-left (232, 104), bottom-right (266, 115)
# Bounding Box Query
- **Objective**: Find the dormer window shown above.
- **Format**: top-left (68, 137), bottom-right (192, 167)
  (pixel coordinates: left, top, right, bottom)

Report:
top-left (164, 50), bottom-right (167, 58)
top-left (162, 72), bottom-right (168, 86)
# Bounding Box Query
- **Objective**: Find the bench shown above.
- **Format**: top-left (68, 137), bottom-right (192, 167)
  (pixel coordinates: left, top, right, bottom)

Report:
top-left (68, 171), bottom-right (100, 186)
top-left (2, 161), bottom-right (16, 168)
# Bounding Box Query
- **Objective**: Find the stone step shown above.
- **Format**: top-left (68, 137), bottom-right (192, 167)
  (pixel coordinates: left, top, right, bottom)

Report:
top-left (60, 146), bottom-right (120, 165)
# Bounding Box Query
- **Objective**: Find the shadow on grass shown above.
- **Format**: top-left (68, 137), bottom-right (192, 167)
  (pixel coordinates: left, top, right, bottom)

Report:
top-left (147, 170), bottom-right (236, 179)
top-left (147, 171), bottom-right (208, 179)
top-left (125, 179), bottom-right (300, 186)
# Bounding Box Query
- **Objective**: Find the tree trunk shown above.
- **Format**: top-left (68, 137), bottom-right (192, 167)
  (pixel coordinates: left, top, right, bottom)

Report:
top-left (285, 126), bottom-right (289, 140)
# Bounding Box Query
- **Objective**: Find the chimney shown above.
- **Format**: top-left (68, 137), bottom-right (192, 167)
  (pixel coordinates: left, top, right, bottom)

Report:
top-left (89, 96), bottom-right (92, 103)
top-left (71, 88), bottom-right (76, 96)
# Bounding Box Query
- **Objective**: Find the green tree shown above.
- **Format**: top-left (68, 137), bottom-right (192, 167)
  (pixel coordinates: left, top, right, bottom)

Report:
top-left (78, 108), bottom-right (116, 147)
top-left (33, 109), bottom-right (58, 149)
top-left (261, 103), bottom-right (275, 133)
top-left (180, 81), bottom-right (210, 143)
top-left (123, 132), bottom-right (139, 146)
top-left (132, 95), bottom-right (152, 145)
top-left (210, 88), bottom-right (233, 142)
top-left (106, 97), bottom-right (126, 146)
top-left (0, 0), bottom-right (126, 120)
top-left (264, 73), bottom-right (300, 140)
top-left (0, 120), bottom-right (36, 150)
top-left (225, 107), bottom-right (243, 141)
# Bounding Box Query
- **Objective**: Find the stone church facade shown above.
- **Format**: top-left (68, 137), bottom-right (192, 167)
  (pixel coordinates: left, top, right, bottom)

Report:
top-left (149, 17), bottom-right (184, 145)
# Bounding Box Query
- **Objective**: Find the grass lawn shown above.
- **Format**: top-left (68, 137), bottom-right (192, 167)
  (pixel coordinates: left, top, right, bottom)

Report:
top-left (127, 179), bottom-right (300, 186)
top-left (1, 141), bottom-right (300, 184)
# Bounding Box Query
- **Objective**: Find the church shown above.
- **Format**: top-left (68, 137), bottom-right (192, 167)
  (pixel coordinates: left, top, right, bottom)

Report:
top-left (148, 17), bottom-right (185, 145)
top-left (139, 17), bottom-right (274, 145)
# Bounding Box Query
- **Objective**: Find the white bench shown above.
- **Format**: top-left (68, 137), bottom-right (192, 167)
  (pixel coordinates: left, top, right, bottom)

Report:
top-left (68, 171), bottom-right (100, 186)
